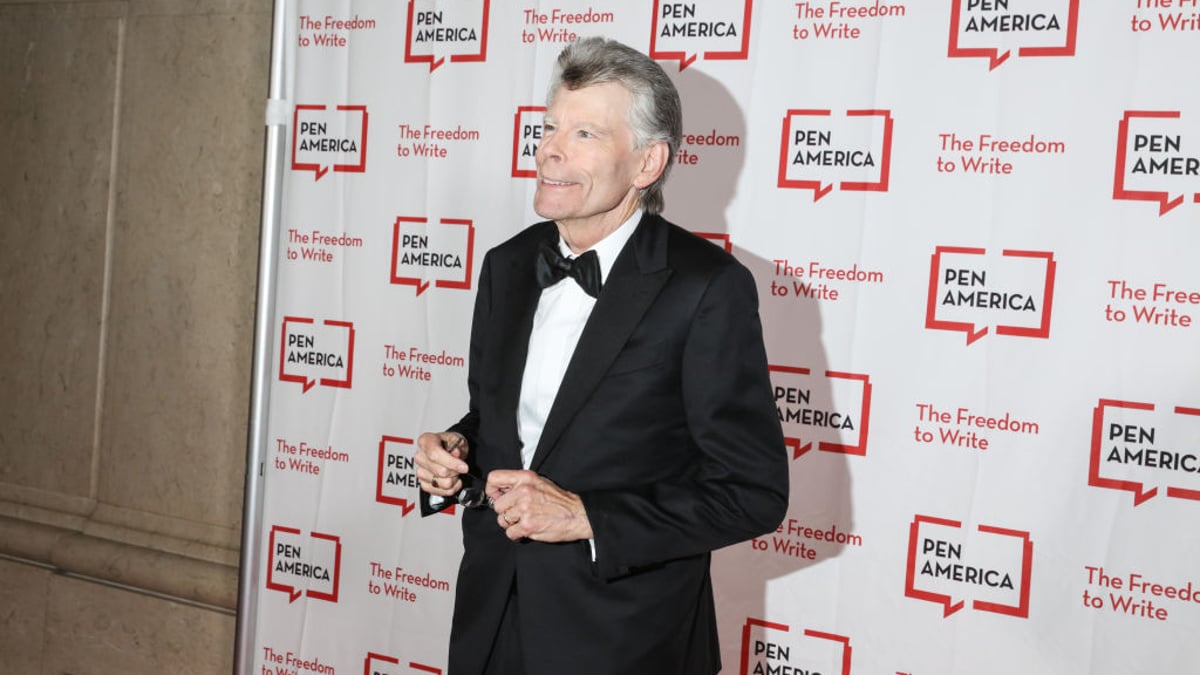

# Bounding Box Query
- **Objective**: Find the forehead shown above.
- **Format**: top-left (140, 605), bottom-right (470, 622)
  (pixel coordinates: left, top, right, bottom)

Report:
top-left (546, 82), bottom-right (632, 126)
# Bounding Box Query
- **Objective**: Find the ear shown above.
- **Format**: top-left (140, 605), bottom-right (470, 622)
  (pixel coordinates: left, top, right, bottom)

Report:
top-left (632, 141), bottom-right (669, 190)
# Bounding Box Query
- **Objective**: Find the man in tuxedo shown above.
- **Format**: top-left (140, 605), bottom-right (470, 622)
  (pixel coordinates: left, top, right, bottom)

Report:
top-left (415, 36), bottom-right (788, 675)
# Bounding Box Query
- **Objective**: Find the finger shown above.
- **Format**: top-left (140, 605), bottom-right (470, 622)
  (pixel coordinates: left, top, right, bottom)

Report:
top-left (413, 436), bottom-right (446, 472)
top-left (485, 471), bottom-right (516, 503)
top-left (416, 433), bottom-right (470, 474)
top-left (486, 469), bottom-right (539, 501)
top-left (422, 472), bottom-right (442, 492)
top-left (441, 432), bottom-right (469, 464)
top-left (417, 429), bottom-right (463, 456)
top-left (427, 479), bottom-right (461, 496)
top-left (420, 466), bottom-right (461, 494)
top-left (443, 432), bottom-right (466, 455)
top-left (498, 510), bottom-right (529, 540)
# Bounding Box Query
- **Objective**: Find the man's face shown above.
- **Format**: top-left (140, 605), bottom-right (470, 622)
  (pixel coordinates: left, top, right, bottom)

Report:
top-left (534, 82), bottom-right (655, 235)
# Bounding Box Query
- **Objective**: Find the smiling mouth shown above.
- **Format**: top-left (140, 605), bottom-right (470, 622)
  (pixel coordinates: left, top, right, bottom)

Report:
top-left (540, 178), bottom-right (574, 186)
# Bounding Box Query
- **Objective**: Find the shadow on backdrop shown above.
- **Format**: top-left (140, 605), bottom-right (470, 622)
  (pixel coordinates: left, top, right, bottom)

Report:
top-left (664, 65), bottom-right (857, 664)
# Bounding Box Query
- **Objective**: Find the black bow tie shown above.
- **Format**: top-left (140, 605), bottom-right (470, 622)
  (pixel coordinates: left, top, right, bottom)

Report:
top-left (535, 239), bottom-right (602, 298)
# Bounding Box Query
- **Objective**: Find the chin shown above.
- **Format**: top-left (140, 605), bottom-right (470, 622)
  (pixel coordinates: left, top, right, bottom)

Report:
top-left (532, 198), bottom-right (571, 222)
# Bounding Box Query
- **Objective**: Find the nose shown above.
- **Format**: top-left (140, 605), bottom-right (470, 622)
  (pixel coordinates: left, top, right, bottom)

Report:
top-left (536, 128), bottom-right (563, 164)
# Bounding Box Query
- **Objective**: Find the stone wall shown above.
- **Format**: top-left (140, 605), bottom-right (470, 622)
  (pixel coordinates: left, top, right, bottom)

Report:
top-left (0, 0), bottom-right (269, 671)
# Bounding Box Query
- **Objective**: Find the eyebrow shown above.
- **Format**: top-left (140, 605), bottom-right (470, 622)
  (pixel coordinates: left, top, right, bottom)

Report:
top-left (544, 116), bottom-right (611, 136)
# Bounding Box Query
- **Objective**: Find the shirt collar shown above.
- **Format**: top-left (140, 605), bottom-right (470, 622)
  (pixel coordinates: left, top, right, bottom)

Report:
top-left (557, 208), bottom-right (642, 285)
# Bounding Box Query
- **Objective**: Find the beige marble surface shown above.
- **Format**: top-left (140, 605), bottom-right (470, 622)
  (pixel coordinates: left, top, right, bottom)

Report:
top-left (0, 557), bottom-right (236, 672)
top-left (0, 3), bottom-right (120, 498)
top-left (0, 560), bottom-right (51, 674)
top-left (97, 0), bottom-right (268, 533)
top-left (43, 569), bottom-right (235, 674)
top-left (0, 0), bottom-right (270, 667)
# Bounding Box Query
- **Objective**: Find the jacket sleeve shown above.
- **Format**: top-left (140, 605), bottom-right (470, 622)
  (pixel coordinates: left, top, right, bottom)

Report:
top-left (419, 252), bottom-right (492, 517)
top-left (446, 250), bottom-right (491, 459)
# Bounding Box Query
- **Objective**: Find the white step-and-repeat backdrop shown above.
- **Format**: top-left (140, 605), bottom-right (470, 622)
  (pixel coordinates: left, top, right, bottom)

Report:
top-left (250, 2), bottom-right (1200, 673)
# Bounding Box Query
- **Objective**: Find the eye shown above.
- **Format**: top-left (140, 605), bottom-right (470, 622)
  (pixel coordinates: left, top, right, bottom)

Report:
top-left (542, 122), bottom-right (557, 134)
top-left (577, 129), bottom-right (594, 139)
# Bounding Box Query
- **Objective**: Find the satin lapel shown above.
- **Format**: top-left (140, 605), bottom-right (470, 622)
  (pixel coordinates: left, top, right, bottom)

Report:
top-left (530, 217), bottom-right (672, 472)
top-left (491, 235), bottom-right (544, 469)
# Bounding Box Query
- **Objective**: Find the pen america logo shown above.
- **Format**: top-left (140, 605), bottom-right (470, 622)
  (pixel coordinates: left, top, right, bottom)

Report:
top-left (905, 515), bottom-right (1033, 618)
top-left (377, 435), bottom-right (456, 516)
top-left (377, 436), bottom-right (420, 516)
top-left (365, 652), bottom-right (441, 674)
top-left (267, 526), bottom-right (342, 603)
top-left (649, 0), bottom-right (752, 70)
top-left (1113, 110), bottom-right (1200, 216)
top-left (740, 618), bottom-right (852, 675)
top-left (770, 366), bottom-right (872, 458)
top-left (404, 0), bottom-right (489, 71)
top-left (391, 217), bottom-right (475, 295)
top-left (292, 105), bottom-right (368, 180)
top-left (512, 106), bottom-right (545, 178)
top-left (778, 108), bottom-right (893, 201)
top-left (925, 246), bottom-right (1055, 345)
top-left (1090, 399), bottom-right (1200, 506)
top-left (948, 0), bottom-right (1079, 70)
top-left (279, 317), bottom-right (355, 392)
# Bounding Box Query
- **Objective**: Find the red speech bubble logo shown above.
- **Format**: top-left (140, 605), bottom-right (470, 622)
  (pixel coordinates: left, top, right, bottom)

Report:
top-left (905, 515), bottom-right (1033, 618)
top-left (649, 0), bottom-right (753, 70)
top-left (511, 106), bottom-right (545, 179)
top-left (1090, 399), bottom-right (1200, 506)
top-left (695, 231), bottom-right (732, 253)
top-left (279, 317), bottom-right (355, 392)
top-left (376, 435), bottom-right (451, 517)
top-left (739, 618), bottom-right (851, 675)
top-left (266, 526), bottom-right (342, 603)
top-left (948, 0), bottom-right (1079, 71)
top-left (364, 652), bottom-right (442, 675)
top-left (404, 0), bottom-right (489, 72)
top-left (291, 105), bottom-right (368, 180)
top-left (391, 217), bottom-right (475, 296)
top-left (769, 366), bottom-right (872, 459)
top-left (1113, 111), bottom-right (1199, 216)
top-left (777, 109), bottom-right (893, 201)
top-left (925, 247), bottom-right (1055, 345)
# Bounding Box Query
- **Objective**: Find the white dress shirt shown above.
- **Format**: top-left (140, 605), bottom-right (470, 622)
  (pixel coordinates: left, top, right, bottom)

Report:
top-left (517, 209), bottom-right (642, 468)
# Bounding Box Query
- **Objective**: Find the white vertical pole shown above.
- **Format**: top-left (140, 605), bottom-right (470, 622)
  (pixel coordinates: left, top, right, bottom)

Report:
top-left (232, 0), bottom-right (291, 669)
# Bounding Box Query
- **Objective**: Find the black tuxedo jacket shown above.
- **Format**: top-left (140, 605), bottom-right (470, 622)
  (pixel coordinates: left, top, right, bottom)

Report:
top-left (428, 213), bottom-right (788, 675)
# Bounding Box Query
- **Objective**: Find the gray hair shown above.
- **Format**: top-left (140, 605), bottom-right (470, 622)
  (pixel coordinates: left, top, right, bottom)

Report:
top-left (546, 36), bottom-right (682, 215)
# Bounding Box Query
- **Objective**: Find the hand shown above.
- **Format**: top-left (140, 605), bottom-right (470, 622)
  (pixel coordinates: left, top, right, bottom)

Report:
top-left (486, 470), bottom-right (593, 542)
top-left (415, 432), bottom-right (469, 498)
